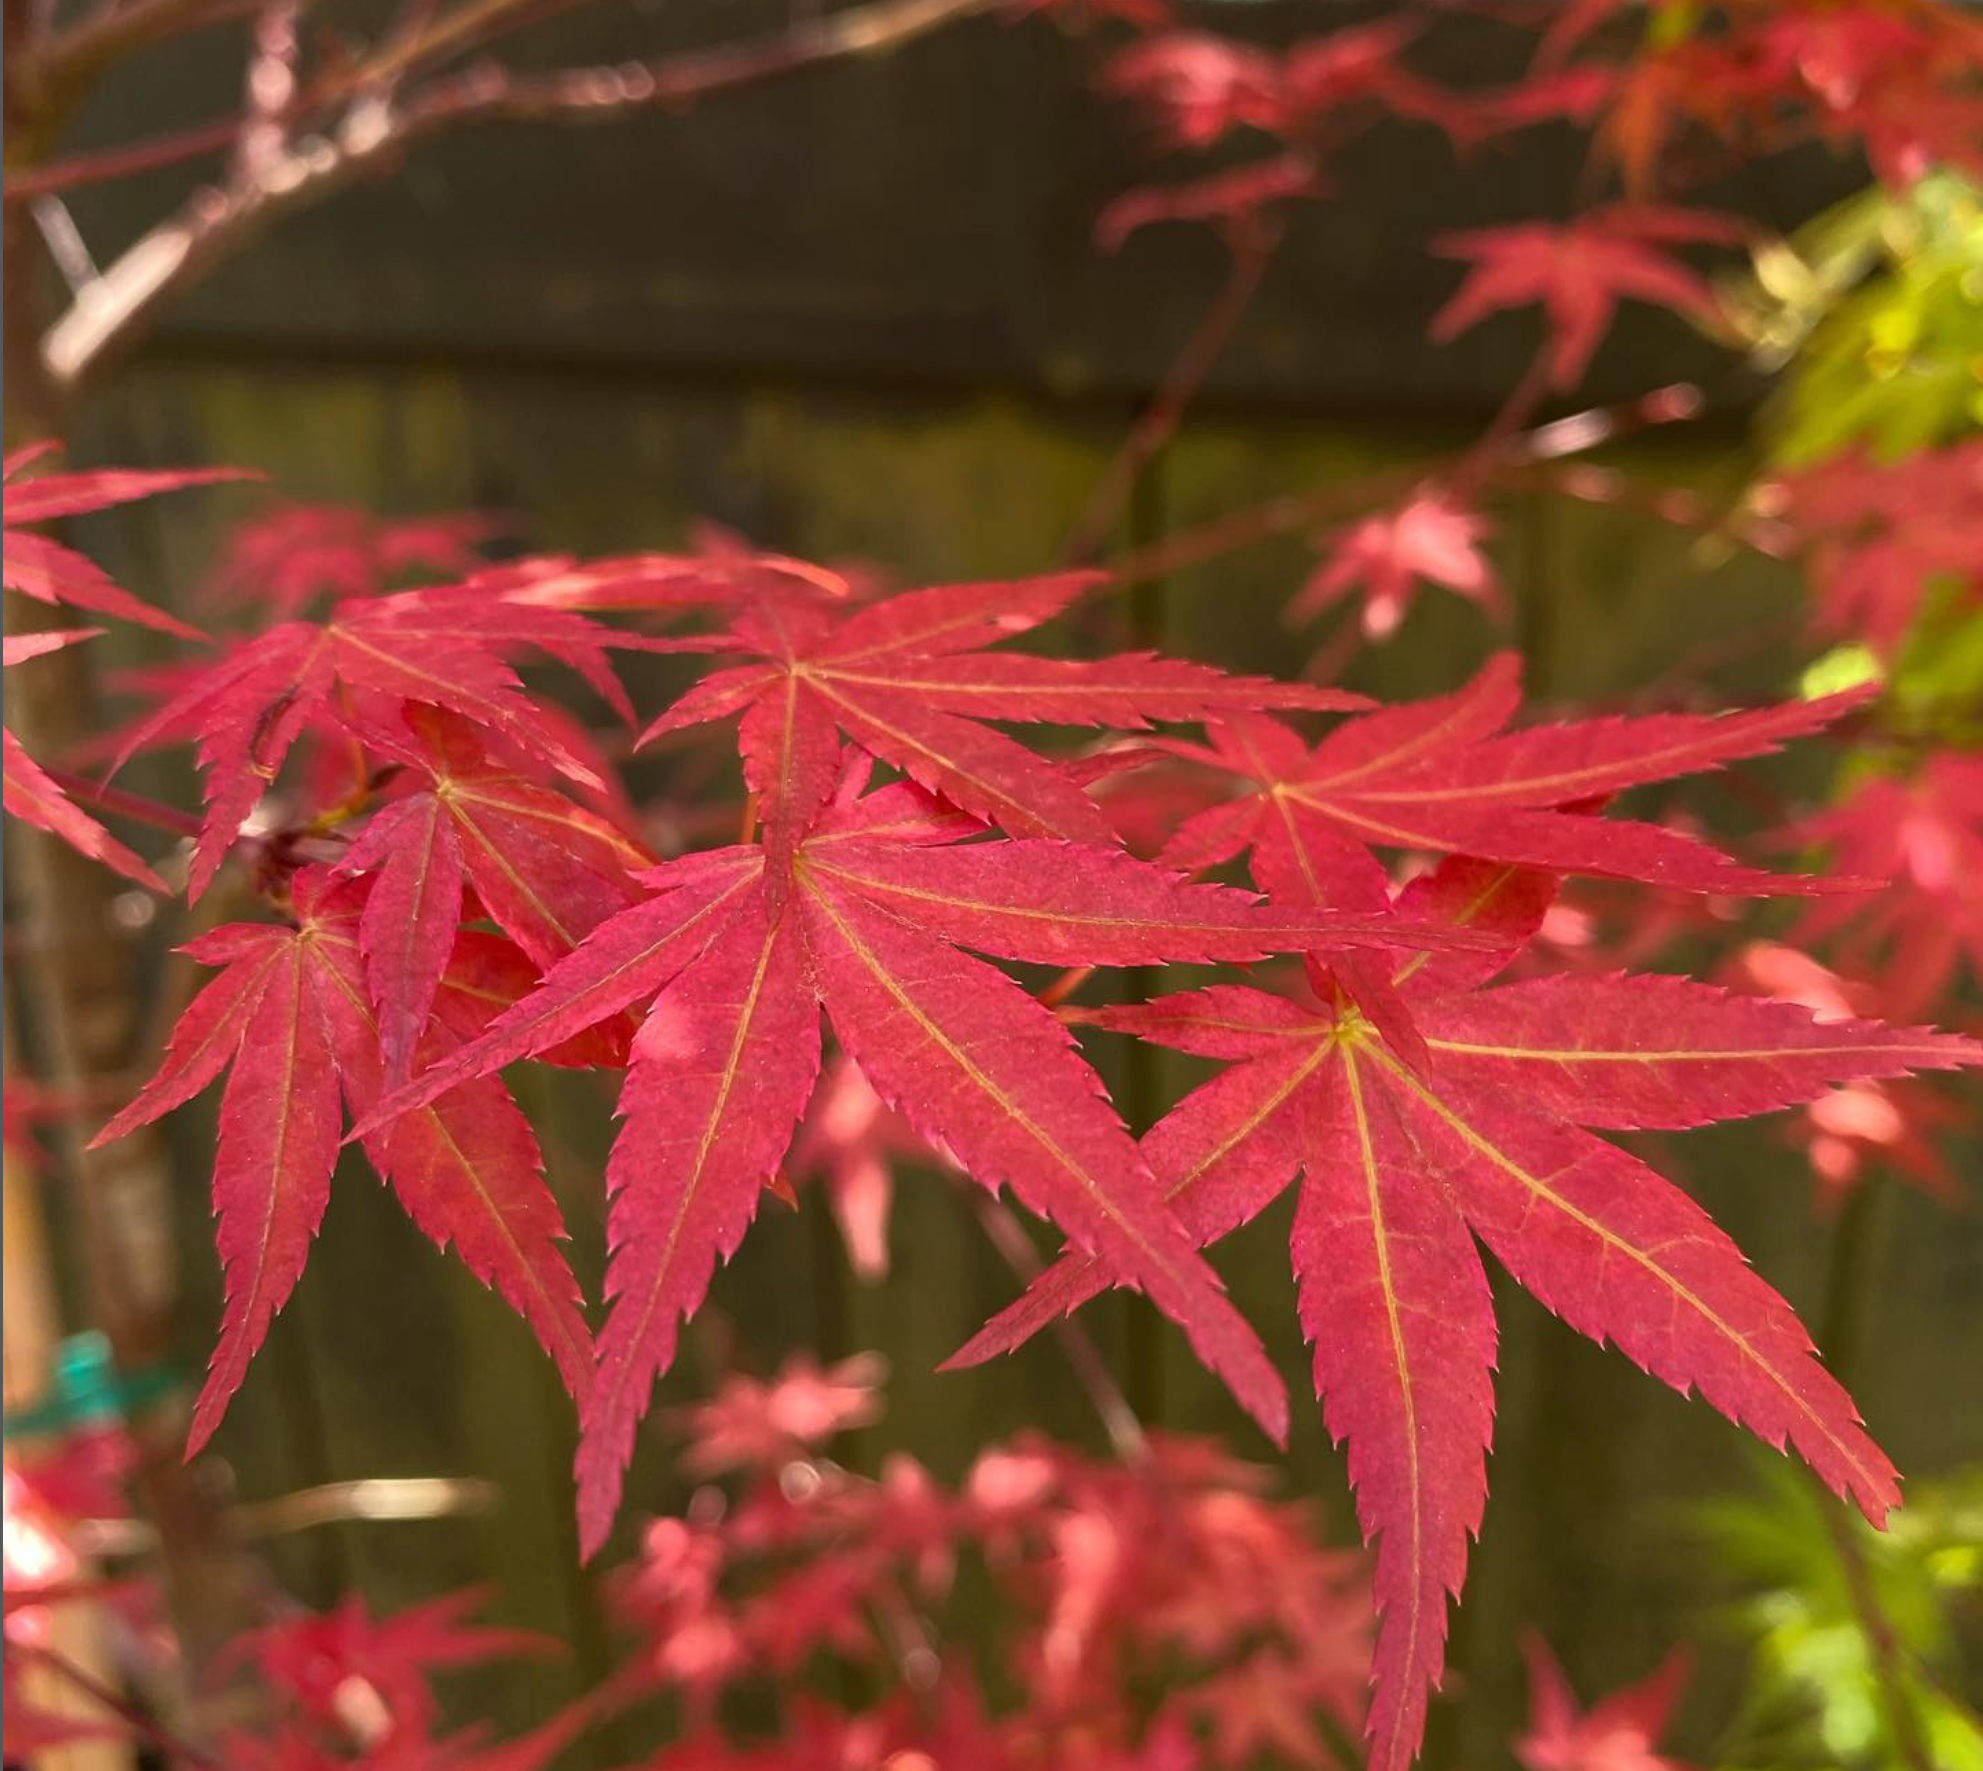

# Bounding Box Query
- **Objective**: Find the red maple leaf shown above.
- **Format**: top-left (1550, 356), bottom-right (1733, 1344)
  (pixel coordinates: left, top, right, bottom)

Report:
top-left (1104, 21), bottom-right (1461, 148)
top-left (3, 442), bottom-right (250, 639)
top-left (789, 1052), bottom-right (949, 1278)
top-left (1742, 5), bottom-right (1983, 186)
top-left (1158, 652), bottom-right (1871, 905)
top-left (954, 851), bottom-right (1976, 1770)
top-left (1096, 154), bottom-right (1319, 250)
top-left (639, 572), bottom-right (1364, 857)
top-left (213, 1587), bottom-right (608, 1771)
top-left (351, 768), bottom-right (1482, 1554)
top-left (221, 1588), bottom-right (556, 1743)
top-left (110, 582), bottom-right (640, 897)
top-left (333, 704), bottom-right (651, 1084)
top-left (1787, 751), bottom-right (1983, 1017)
top-left (92, 867), bottom-right (596, 1446)
top-left (1430, 205), bottom-right (1745, 389)
top-left (1764, 440), bottom-right (1983, 655)
top-left (679, 1352), bottom-right (886, 1476)
top-left (202, 500), bottom-right (499, 619)
top-left (1101, 34), bottom-right (1279, 148)
top-left (4, 629), bottom-right (167, 890)
top-left (1515, 1634), bottom-right (1696, 1771)
top-left (1291, 489), bottom-right (1503, 639)
top-left (467, 522), bottom-right (858, 616)
top-left (1727, 941), bottom-right (1969, 1208)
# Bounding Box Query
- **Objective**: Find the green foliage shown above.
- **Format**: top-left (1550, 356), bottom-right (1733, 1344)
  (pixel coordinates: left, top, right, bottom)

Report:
top-left (1731, 171), bottom-right (1983, 467)
top-left (1694, 1459), bottom-right (1983, 1771)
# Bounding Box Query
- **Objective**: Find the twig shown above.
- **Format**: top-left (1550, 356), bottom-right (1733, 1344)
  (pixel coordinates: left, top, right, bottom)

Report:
top-left (1060, 218), bottom-right (1284, 566)
top-left (233, 0), bottom-right (305, 184)
top-left (969, 1191), bottom-right (1148, 1463)
top-left (4, 114), bottom-right (241, 201)
top-left (1107, 378), bottom-right (1710, 589)
top-left (28, 195), bottom-right (100, 292)
top-left (45, 767), bottom-right (203, 839)
top-left (29, 0), bottom-right (240, 102)
top-left (40, 0), bottom-right (995, 388)
top-left (1812, 1180), bottom-right (1937, 1771)
top-left (231, 1474), bottom-right (500, 1535)
top-left (16, 1641), bottom-right (227, 1770)
top-left (1450, 342), bottom-right (1552, 493)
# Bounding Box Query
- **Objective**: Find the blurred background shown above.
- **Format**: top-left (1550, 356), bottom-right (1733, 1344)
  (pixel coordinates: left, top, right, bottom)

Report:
top-left (7, 1), bottom-right (1981, 1766)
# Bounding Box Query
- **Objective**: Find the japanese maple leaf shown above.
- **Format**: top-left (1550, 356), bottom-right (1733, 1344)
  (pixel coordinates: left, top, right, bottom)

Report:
top-left (956, 853), bottom-right (1976, 1770)
top-left (1291, 489), bottom-right (1502, 639)
top-left (3, 442), bottom-right (250, 639)
top-left (1748, 6), bottom-right (1983, 186)
top-left (1788, 752), bottom-right (1983, 1017)
top-left (111, 583), bottom-right (636, 897)
top-left (222, 1588), bottom-right (555, 1742)
top-left (1104, 22), bottom-right (1458, 147)
top-left (1515, 1635), bottom-right (1696, 1771)
top-left (93, 868), bottom-right (595, 1447)
top-left (4, 629), bottom-right (166, 890)
top-left (1101, 34), bottom-right (1279, 147)
top-left (1097, 155), bottom-right (1320, 250)
top-left (639, 572), bottom-right (1364, 858)
top-left (497, 521), bottom-right (859, 614)
top-left (335, 704), bottom-right (651, 1084)
top-left (1728, 941), bottom-right (1971, 1207)
top-left (352, 771), bottom-right (1477, 1553)
top-left (679, 1353), bottom-right (885, 1477)
top-left (1430, 206), bottom-right (1745, 389)
top-left (1479, 65), bottom-right (1618, 133)
top-left (1274, 21), bottom-right (1472, 139)
top-left (203, 500), bottom-right (499, 619)
top-left (1159, 652), bottom-right (1871, 906)
top-left (790, 1051), bottom-right (948, 1278)
top-left (1766, 441), bottom-right (1982, 655)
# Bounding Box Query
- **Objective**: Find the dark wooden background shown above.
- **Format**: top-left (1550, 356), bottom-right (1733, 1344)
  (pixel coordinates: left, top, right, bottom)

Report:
top-left (41, 2), bottom-right (1978, 1764)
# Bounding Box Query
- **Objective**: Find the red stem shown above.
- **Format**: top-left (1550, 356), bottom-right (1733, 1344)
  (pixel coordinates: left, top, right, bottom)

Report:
top-left (46, 767), bottom-right (202, 839)
top-left (1061, 218), bottom-right (1285, 566)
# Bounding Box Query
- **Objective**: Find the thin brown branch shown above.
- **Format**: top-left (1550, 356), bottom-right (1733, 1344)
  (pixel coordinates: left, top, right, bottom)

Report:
top-left (29, 0), bottom-right (242, 104)
top-left (969, 1191), bottom-right (1149, 1463)
top-left (1819, 1498), bottom-right (1937, 1771)
top-left (1108, 378), bottom-right (1711, 589)
top-left (40, 0), bottom-right (994, 389)
top-left (5, 116), bottom-right (240, 202)
top-left (45, 767), bottom-right (203, 839)
top-left (16, 1641), bottom-right (227, 1770)
top-left (232, 0), bottom-right (305, 183)
top-left (1060, 217), bottom-right (1284, 566)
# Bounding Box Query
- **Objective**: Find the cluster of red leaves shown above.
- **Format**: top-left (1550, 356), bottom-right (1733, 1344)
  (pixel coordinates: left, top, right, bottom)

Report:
top-left (1515, 1634), bottom-right (1696, 1771)
top-left (1092, 19), bottom-right (1466, 244)
top-left (2, 446), bottom-right (244, 890)
top-left (608, 1354), bottom-right (1372, 1771)
top-left (2, 1434), bottom-right (145, 1758)
top-left (200, 500), bottom-right (500, 620)
top-left (1761, 439), bottom-right (1983, 656)
top-left (1724, 940), bottom-right (1970, 1208)
top-left (3, 1431), bottom-right (601, 1770)
top-left (1537, 0), bottom-right (1983, 193)
top-left (951, 846), bottom-right (1974, 1766)
top-left (1430, 205), bottom-right (1746, 392)
top-left (1291, 488), bottom-right (1502, 641)
top-left (212, 1589), bottom-right (597, 1771)
top-left (14, 445), bottom-right (1965, 1769)
top-left (1788, 751), bottom-right (1983, 1018)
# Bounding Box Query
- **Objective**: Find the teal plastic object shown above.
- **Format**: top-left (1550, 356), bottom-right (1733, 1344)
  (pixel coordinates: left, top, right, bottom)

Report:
top-left (1, 1333), bottom-right (180, 1440)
